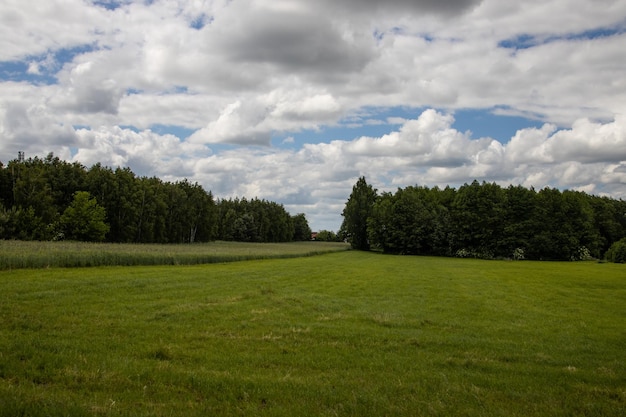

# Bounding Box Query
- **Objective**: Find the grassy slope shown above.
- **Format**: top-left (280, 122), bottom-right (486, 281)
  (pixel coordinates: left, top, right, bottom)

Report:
top-left (0, 252), bottom-right (624, 416)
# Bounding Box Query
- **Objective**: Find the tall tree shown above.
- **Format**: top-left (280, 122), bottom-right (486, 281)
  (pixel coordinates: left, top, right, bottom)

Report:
top-left (368, 186), bottom-right (450, 255)
top-left (450, 181), bottom-right (505, 257)
top-left (590, 196), bottom-right (626, 255)
top-left (292, 213), bottom-right (312, 241)
top-left (59, 191), bottom-right (109, 241)
top-left (0, 162), bottom-right (12, 209)
top-left (44, 153), bottom-right (87, 211)
top-left (367, 191), bottom-right (395, 252)
top-left (340, 177), bottom-right (377, 250)
top-left (531, 188), bottom-right (576, 260)
top-left (176, 179), bottom-right (217, 243)
top-left (501, 185), bottom-right (539, 258)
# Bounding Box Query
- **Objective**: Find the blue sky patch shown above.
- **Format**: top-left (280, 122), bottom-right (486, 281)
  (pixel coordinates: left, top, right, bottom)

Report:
top-left (92, 1), bottom-right (125, 11)
top-left (0, 44), bottom-right (97, 85)
top-left (499, 23), bottom-right (626, 50)
top-left (280, 107), bottom-right (545, 147)
top-left (149, 124), bottom-right (195, 139)
top-left (189, 14), bottom-right (213, 30)
top-left (451, 108), bottom-right (545, 142)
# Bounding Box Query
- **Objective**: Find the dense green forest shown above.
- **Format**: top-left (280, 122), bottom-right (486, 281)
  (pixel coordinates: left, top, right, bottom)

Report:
top-left (340, 177), bottom-right (626, 261)
top-left (0, 154), bottom-right (310, 243)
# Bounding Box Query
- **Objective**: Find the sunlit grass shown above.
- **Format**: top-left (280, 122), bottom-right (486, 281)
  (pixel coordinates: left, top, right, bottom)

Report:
top-left (0, 240), bottom-right (350, 270)
top-left (0, 252), bottom-right (624, 416)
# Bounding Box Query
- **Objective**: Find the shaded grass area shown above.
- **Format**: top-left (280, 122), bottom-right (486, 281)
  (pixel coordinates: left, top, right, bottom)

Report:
top-left (0, 252), bottom-right (624, 416)
top-left (0, 240), bottom-right (350, 270)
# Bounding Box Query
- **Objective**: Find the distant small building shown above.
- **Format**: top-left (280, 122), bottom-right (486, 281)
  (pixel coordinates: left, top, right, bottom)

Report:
top-left (311, 232), bottom-right (318, 240)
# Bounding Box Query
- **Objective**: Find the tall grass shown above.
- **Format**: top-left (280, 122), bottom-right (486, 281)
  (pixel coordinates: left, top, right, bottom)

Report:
top-left (0, 252), bottom-right (624, 416)
top-left (0, 240), bottom-right (350, 270)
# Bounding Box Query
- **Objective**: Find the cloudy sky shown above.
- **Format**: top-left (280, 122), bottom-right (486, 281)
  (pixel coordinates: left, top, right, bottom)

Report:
top-left (1, 0), bottom-right (625, 231)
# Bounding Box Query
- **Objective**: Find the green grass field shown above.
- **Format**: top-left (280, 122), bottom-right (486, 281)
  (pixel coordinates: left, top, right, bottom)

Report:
top-left (0, 251), bottom-right (624, 416)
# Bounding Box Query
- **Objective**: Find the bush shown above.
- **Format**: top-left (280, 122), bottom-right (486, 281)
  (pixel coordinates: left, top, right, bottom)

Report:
top-left (454, 248), bottom-right (493, 260)
top-left (605, 238), bottom-right (626, 263)
top-left (571, 246), bottom-right (593, 261)
top-left (512, 248), bottom-right (525, 261)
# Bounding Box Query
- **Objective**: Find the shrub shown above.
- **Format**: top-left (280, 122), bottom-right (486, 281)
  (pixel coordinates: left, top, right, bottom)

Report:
top-left (571, 246), bottom-right (593, 261)
top-left (454, 248), bottom-right (494, 260)
top-left (605, 238), bottom-right (626, 263)
top-left (455, 248), bottom-right (474, 258)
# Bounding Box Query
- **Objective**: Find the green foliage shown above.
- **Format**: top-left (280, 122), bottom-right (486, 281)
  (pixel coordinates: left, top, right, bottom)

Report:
top-left (368, 186), bottom-right (450, 255)
top-left (530, 188), bottom-right (596, 260)
top-left (340, 176), bottom-right (377, 250)
top-left (346, 178), bottom-right (626, 260)
top-left (216, 197), bottom-right (299, 243)
top-left (315, 229), bottom-right (341, 242)
top-left (501, 185), bottom-right (538, 256)
top-left (451, 180), bottom-right (506, 256)
top-left (59, 191), bottom-right (109, 241)
top-left (1, 252), bottom-right (624, 416)
top-left (1, 155), bottom-right (310, 244)
top-left (291, 213), bottom-right (312, 241)
top-left (605, 238), bottom-right (626, 263)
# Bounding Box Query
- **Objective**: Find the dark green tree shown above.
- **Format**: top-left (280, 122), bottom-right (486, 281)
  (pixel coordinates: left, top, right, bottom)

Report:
top-left (501, 185), bottom-right (539, 258)
top-left (450, 181), bottom-right (506, 257)
top-left (0, 206), bottom-right (47, 240)
top-left (59, 191), bottom-right (109, 241)
top-left (0, 161), bottom-right (12, 209)
top-left (11, 156), bottom-right (58, 237)
top-left (368, 186), bottom-right (449, 255)
top-left (43, 153), bottom-right (87, 211)
top-left (93, 167), bottom-right (142, 242)
top-left (391, 186), bottom-right (440, 255)
top-left (315, 230), bottom-right (340, 242)
top-left (292, 213), bottom-right (312, 241)
top-left (232, 213), bottom-right (258, 242)
top-left (367, 191), bottom-right (394, 252)
top-left (340, 177), bottom-right (377, 250)
top-left (86, 163), bottom-right (116, 218)
top-left (605, 237), bottom-right (626, 263)
top-left (176, 179), bottom-right (217, 243)
top-left (216, 197), bottom-right (296, 242)
top-left (268, 202), bottom-right (294, 242)
top-left (590, 196), bottom-right (626, 256)
top-left (134, 177), bottom-right (166, 243)
top-left (562, 190), bottom-right (600, 259)
top-left (531, 188), bottom-right (583, 260)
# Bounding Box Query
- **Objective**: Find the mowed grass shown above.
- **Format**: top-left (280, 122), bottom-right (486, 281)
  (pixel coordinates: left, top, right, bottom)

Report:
top-left (0, 252), bottom-right (624, 416)
top-left (0, 240), bottom-right (350, 270)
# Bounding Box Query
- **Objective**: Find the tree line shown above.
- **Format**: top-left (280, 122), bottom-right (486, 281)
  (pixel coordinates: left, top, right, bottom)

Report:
top-left (0, 154), bottom-right (311, 243)
top-left (340, 177), bottom-right (626, 261)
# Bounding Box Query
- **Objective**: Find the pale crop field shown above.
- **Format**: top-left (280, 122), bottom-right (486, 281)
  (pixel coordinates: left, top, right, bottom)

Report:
top-left (0, 240), bottom-right (349, 270)
top-left (0, 251), bottom-right (624, 416)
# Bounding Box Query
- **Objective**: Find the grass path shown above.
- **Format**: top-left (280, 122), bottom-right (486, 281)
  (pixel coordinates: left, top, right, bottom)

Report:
top-left (0, 252), bottom-right (624, 416)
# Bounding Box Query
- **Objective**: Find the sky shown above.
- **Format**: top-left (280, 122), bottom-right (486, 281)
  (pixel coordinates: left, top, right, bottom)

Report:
top-left (1, 0), bottom-right (625, 231)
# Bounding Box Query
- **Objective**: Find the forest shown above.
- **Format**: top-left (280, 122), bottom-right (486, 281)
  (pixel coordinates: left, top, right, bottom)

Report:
top-left (0, 154), bottom-right (311, 243)
top-left (340, 177), bottom-right (626, 261)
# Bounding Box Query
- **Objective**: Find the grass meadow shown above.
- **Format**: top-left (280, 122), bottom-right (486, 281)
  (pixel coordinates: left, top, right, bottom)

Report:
top-left (0, 250), bottom-right (624, 416)
top-left (0, 240), bottom-right (350, 270)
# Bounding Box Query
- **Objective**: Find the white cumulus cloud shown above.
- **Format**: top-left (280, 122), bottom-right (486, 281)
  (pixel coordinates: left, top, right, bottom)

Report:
top-left (1, 0), bottom-right (626, 230)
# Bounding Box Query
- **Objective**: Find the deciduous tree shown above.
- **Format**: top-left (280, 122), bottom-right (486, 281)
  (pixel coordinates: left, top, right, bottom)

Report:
top-left (60, 191), bottom-right (109, 241)
top-left (340, 177), bottom-right (377, 250)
